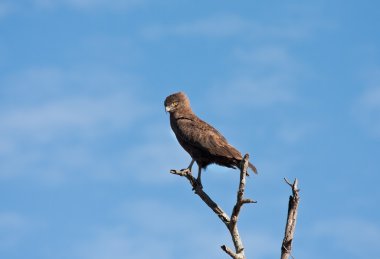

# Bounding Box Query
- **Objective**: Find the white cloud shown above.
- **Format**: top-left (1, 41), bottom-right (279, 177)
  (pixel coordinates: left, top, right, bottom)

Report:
top-left (354, 67), bottom-right (380, 139)
top-left (0, 66), bottom-right (146, 183)
top-left (142, 14), bottom-right (248, 39)
top-left (208, 46), bottom-right (303, 112)
top-left (277, 121), bottom-right (319, 144)
top-left (115, 199), bottom-right (204, 234)
top-left (256, 156), bottom-right (299, 180)
top-left (1, 94), bottom-right (138, 141)
top-left (76, 227), bottom-right (171, 259)
top-left (310, 218), bottom-right (380, 257)
top-left (110, 198), bottom-right (282, 259)
top-left (76, 201), bottom-right (281, 259)
top-left (141, 13), bottom-right (326, 41)
top-left (0, 212), bottom-right (27, 230)
top-left (243, 232), bottom-right (280, 258)
top-left (74, 199), bottom-right (229, 259)
top-left (0, 212), bottom-right (31, 248)
top-left (0, 2), bottom-right (13, 18)
top-left (355, 86), bottom-right (380, 138)
top-left (0, 67), bottom-right (143, 142)
top-left (234, 46), bottom-right (301, 72)
top-left (32, 0), bottom-right (144, 10)
top-left (213, 76), bottom-right (295, 109)
top-left (75, 226), bottom-right (227, 259)
top-left (120, 122), bottom-right (192, 184)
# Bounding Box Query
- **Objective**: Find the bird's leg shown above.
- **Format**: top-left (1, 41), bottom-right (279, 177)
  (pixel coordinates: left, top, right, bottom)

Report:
top-left (180, 159), bottom-right (195, 173)
top-left (187, 159), bottom-right (195, 172)
top-left (195, 166), bottom-right (203, 189)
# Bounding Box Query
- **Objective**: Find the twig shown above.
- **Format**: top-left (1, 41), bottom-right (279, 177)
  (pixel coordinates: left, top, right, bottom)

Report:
top-left (170, 154), bottom-right (255, 259)
top-left (170, 169), bottom-right (230, 225)
top-left (221, 245), bottom-right (237, 258)
top-left (281, 178), bottom-right (300, 259)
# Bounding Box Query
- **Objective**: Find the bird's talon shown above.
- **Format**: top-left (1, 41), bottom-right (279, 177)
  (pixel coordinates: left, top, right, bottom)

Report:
top-left (179, 168), bottom-right (192, 174)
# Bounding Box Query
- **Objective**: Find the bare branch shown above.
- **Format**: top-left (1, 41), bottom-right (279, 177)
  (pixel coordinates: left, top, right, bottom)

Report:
top-left (170, 154), bottom-right (255, 259)
top-left (281, 178), bottom-right (300, 259)
top-left (170, 168), bottom-right (230, 226)
top-left (224, 154), bottom-right (251, 258)
top-left (221, 245), bottom-right (238, 258)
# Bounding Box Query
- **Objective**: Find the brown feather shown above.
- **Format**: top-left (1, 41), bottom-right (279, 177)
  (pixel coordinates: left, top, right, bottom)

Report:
top-left (165, 92), bottom-right (258, 174)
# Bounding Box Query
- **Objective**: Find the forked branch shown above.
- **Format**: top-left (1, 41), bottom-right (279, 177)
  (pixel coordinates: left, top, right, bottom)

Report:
top-left (170, 154), bottom-right (255, 259)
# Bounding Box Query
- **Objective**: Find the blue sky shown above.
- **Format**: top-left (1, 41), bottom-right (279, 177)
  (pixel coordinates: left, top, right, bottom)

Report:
top-left (0, 0), bottom-right (379, 258)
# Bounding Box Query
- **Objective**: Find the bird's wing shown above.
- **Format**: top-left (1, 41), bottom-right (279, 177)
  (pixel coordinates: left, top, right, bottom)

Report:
top-left (176, 116), bottom-right (242, 159)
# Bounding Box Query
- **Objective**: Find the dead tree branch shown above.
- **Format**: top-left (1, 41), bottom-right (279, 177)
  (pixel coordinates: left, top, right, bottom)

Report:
top-left (170, 168), bottom-right (230, 225)
top-left (281, 178), bottom-right (300, 259)
top-left (170, 154), bottom-right (255, 259)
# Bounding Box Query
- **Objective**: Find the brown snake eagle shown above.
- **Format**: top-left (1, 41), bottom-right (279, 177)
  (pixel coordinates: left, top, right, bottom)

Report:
top-left (165, 92), bottom-right (257, 187)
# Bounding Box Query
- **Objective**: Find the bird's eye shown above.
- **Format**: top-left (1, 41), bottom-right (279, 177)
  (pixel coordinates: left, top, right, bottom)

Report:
top-left (172, 102), bottom-right (178, 106)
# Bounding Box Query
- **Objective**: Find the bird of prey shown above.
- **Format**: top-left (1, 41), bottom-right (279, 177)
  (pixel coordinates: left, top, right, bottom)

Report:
top-left (164, 92), bottom-right (257, 187)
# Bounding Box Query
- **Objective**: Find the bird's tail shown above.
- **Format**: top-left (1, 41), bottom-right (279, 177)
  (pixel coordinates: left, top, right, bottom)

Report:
top-left (248, 162), bottom-right (258, 175)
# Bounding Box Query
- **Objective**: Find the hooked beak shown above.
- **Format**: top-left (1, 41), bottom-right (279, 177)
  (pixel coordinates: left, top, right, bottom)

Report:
top-left (165, 106), bottom-right (171, 112)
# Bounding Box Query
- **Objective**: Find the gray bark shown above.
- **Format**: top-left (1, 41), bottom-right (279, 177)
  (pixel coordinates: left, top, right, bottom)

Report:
top-left (170, 154), bottom-right (255, 259)
top-left (281, 178), bottom-right (300, 259)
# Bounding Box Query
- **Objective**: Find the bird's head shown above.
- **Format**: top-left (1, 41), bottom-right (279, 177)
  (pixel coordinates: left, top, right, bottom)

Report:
top-left (164, 92), bottom-right (191, 113)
